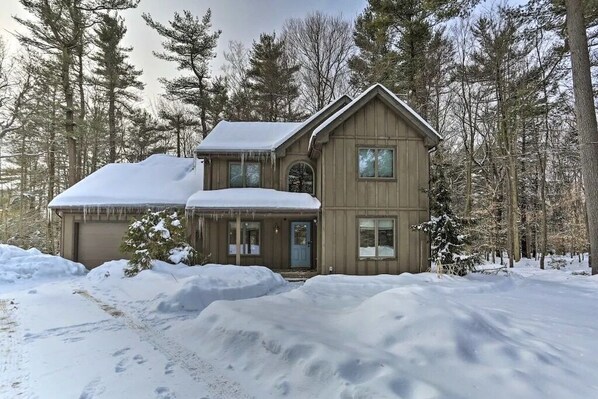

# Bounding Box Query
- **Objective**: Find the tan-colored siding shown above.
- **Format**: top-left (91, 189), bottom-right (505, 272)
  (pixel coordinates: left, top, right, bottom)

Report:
top-left (199, 217), bottom-right (316, 269)
top-left (60, 213), bottom-right (136, 268)
top-left (319, 97), bottom-right (430, 275)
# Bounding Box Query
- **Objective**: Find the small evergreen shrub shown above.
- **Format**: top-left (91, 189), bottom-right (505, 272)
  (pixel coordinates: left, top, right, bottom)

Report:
top-left (120, 209), bottom-right (197, 277)
top-left (413, 152), bottom-right (480, 276)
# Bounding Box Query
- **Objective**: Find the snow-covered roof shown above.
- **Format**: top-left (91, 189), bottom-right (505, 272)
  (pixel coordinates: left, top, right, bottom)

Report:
top-left (186, 188), bottom-right (321, 213)
top-left (196, 121), bottom-right (303, 154)
top-left (310, 83), bottom-right (443, 148)
top-left (48, 154), bottom-right (203, 209)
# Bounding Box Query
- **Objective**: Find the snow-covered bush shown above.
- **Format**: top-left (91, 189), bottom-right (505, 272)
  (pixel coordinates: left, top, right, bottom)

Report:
top-left (120, 209), bottom-right (197, 277)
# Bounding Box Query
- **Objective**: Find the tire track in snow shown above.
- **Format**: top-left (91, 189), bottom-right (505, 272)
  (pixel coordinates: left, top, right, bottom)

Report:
top-left (0, 299), bottom-right (27, 398)
top-left (74, 289), bottom-right (252, 399)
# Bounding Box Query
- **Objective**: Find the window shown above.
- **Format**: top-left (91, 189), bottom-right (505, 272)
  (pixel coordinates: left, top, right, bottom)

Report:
top-left (229, 221), bottom-right (261, 255)
top-left (229, 162), bottom-right (260, 188)
top-left (288, 162), bottom-right (314, 194)
top-left (358, 148), bottom-right (394, 178)
top-left (359, 218), bottom-right (395, 258)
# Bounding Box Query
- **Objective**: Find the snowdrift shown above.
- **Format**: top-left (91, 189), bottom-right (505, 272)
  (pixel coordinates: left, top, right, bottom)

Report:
top-left (171, 272), bottom-right (598, 399)
top-left (87, 260), bottom-right (286, 315)
top-left (0, 244), bottom-right (87, 284)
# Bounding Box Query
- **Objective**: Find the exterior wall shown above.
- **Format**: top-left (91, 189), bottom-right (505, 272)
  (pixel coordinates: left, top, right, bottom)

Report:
top-left (318, 97), bottom-right (430, 275)
top-left (60, 212), bottom-right (136, 266)
top-left (204, 156), bottom-right (278, 190)
top-left (198, 216), bottom-right (316, 269)
top-left (278, 133), bottom-right (316, 192)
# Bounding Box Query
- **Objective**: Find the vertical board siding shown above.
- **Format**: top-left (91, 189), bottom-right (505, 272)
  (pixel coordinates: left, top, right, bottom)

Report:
top-left (320, 97), bottom-right (430, 275)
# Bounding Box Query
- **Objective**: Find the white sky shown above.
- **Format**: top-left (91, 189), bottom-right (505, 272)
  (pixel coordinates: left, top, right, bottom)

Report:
top-left (0, 0), bottom-right (366, 104)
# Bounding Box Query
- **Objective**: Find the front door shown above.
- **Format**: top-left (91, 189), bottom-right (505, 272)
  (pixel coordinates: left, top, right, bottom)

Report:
top-left (290, 221), bottom-right (311, 268)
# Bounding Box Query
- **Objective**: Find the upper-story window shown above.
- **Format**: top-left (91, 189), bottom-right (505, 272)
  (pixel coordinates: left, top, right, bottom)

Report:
top-left (358, 148), bottom-right (394, 179)
top-left (288, 162), bottom-right (314, 194)
top-left (229, 162), bottom-right (261, 188)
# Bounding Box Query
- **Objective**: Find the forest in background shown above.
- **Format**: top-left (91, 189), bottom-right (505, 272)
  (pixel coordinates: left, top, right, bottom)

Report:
top-left (0, 0), bottom-right (595, 271)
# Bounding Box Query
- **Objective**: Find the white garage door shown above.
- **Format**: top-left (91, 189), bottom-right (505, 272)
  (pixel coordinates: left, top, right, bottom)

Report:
top-left (77, 222), bottom-right (130, 268)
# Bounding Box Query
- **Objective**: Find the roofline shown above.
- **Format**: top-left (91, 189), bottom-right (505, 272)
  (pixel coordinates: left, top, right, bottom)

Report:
top-left (195, 148), bottom-right (274, 156)
top-left (273, 95), bottom-right (353, 157)
top-left (309, 84), bottom-right (442, 157)
top-left (185, 207), bottom-right (320, 214)
top-left (48, 203), bottom-right (187, 211)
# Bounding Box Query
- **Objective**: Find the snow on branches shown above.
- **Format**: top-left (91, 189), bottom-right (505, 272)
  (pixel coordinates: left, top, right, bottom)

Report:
top-left (120, 209), bottom-right (197, 277)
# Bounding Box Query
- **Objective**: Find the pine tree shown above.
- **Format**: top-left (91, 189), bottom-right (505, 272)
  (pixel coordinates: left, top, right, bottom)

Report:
top-left (414, 152), bottom-right (476, 275)
top-left (125, 109), bottom-right (168, 162)
top-left (143, 9), bottom-right (221, 138)
top-left (15, 0), bottom-right (139, 186)
top-left (92, 13), bottom-right (144, 163)
top-left (247, 33), bottom-right (301, 121)
top-left (157, 100), bottom-right (199, 157)
top-left (120, 209), bottom-right (196, 276)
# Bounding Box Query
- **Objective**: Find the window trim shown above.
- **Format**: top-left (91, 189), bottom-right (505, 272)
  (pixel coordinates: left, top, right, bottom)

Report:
top-left (228, 161), bottom-right (262, 188)
top-left (356, 146), bottom-right (396, 180)
top-left (357, 217), bottom-right (397, 260)
top-left (287, 161), bottom-right (315, 195)
top-left (227, 220), bottom-right (262, 257)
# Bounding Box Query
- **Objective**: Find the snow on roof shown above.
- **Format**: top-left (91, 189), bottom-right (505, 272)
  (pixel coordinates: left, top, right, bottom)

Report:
top-left (186, 188), bottom-right (321, 212)
top-left (310, 83), bottom-right (443, 146)
top-left (196, 121), bottom-right (303, 153)
top-left (48, 154), bottom-right (203, 209)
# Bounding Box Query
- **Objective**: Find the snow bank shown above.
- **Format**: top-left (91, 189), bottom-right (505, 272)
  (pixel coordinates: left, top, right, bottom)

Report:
top-left (87, 260), bottom-right (286, 315)
top-left (171, 271), bottom-right (598, 398)
top-left (186, 188), bottom-right (321, 212)
top-left (48, 154), bottom-right (203, 209)
top-left (0, 244), bottom-right (87, 284)
top-left (157, 264), bottom-right (286, 312)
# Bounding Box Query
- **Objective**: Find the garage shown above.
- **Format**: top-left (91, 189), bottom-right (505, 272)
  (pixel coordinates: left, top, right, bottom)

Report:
top-left (76, 222), bottom-right (130, 268)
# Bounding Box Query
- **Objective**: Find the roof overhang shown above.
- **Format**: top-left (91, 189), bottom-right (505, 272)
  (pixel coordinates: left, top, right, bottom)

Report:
top-left (309, 84), bottom-right (443, 158)
top-left (273, 95), bottom-right (353, 157)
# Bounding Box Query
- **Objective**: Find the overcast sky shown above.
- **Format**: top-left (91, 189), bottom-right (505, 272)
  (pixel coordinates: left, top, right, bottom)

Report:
top-left (0, 0), bottom-right (366, 103)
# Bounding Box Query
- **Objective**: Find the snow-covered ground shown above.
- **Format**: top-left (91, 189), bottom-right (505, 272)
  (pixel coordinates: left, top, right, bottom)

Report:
top-left (1, 246), bottom-right (598, 398)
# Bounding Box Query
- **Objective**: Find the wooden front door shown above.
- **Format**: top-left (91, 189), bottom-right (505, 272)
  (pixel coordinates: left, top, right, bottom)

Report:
top-left (290, 221), bottom-right (311, 268)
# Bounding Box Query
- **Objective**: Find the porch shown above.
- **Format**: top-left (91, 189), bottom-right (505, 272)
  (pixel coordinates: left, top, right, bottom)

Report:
top-left (186, 188), bottom-right (321, 271)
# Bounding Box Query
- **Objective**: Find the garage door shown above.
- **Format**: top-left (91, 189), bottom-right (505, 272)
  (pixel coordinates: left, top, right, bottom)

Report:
top-left (77, 222), bottom-right (130, 268)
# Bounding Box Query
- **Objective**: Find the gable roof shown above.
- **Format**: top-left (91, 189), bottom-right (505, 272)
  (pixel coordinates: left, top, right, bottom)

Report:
top-left (48, 154), bottom-right (203, 210)
top-left (309, 84), bottom-right (442, 155)
top-left (196, 121), bottom-right (303, 155)
top-left (195, 95), bottom-right (353, 156)
top-left (274, 95), bottom-right (352, 156)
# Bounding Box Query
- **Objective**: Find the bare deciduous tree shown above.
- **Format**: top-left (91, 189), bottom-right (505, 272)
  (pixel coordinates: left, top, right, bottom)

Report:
top-left (283, 12), bottom-right (354, 113)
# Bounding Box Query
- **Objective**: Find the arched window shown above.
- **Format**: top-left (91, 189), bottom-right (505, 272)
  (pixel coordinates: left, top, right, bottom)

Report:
top-left (288, 162), bottom-right (314, 194)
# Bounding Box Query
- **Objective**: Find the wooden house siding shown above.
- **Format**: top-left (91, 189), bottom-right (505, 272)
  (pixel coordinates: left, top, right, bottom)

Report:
top-left (318, 97), bottom-right (430, 275)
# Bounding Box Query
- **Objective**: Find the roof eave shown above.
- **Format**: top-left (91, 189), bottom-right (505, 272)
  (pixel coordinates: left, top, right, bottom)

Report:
top-left (309, 85), bottom-right (442, 157)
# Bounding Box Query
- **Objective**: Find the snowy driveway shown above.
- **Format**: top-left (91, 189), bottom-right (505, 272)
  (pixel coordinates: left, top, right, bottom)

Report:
top-left (2, 247), bottom-right (598, 399)
top-left (1, 279), bottom-right (252, 399)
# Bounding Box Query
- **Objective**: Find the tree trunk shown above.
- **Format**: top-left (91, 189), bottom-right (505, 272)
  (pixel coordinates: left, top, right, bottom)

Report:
top-left (108, 90), bottom-right (116, 162)
top-left (565, 0), bottom-right (598, 275)
top-left (61, 47), bottom-right (77, 187)
top-left (77, 42), bottom-right (85, 181)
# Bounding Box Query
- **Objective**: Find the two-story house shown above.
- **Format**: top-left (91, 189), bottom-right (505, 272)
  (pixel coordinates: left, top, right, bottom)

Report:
top-left (49, 83), bottom-right (441, 275)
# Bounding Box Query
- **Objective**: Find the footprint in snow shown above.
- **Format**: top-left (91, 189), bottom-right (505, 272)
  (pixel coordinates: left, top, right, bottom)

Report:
top-left (112, 347), bottom-right (131, 357)
top-left (79, 378), bottom-right (105, 399)
top-left (155, 386), bottom-right (176, 399)
top-left (164, 362), bottom-right (174, 375)
top-left (115, 358), bottom-right (128, 373)
top-left (133, 354), bottom-right (147, 364)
